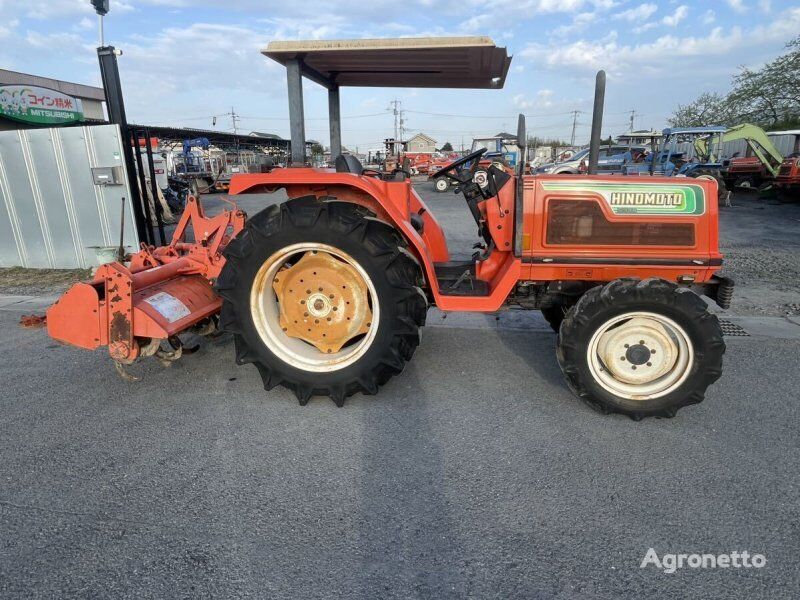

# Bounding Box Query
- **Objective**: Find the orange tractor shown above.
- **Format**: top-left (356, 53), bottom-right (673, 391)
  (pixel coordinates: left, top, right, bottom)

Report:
top-left (46, 38), bottom-right (732, 419)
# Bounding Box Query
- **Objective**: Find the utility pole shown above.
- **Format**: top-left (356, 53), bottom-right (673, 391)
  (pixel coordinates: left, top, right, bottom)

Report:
top-left (230, 106), bottom-right (240, 135)
top-left (570, 110), bottom-right (580, 147)
top-left (628, 109), bottom-right (637, 132)
top-left (389, 99), bottom-right (401, 141)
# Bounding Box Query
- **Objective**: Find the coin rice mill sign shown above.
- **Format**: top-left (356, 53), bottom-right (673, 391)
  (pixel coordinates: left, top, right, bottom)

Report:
top-left (0, 84), bottom-right (85, 125)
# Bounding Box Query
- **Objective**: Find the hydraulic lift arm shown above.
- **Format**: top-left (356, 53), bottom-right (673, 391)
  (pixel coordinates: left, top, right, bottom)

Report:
top-left (695, 124), bottom-right (784, 177)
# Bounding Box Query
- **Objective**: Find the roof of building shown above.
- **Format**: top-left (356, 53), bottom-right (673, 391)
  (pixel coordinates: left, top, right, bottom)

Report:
top-left (249, 131), bottom-right (284, 140)
top-left (127, 124), bottom-right (290, 151)
top-left (262, 37), bottom-right (511, 89)
top-left (408, 132), bottom-right (436, 143)
top-left (0, 68), bottom-right (105, 102)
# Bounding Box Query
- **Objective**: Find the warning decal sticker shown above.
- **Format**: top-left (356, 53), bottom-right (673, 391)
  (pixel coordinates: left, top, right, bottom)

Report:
top-left (144, 292), bottom-right (191, 323)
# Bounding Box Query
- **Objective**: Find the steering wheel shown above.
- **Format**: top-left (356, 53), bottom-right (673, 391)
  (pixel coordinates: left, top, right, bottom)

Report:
top-left (430, 148), bottom-right (487, 182)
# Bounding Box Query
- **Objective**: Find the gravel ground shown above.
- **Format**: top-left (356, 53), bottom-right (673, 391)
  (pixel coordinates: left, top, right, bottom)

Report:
top-left (715, 192), bottom-right (800, 317)
top-left (0, 267), bottom-right (90, 297)
top-left (0, 311), bottom-right (798, 599)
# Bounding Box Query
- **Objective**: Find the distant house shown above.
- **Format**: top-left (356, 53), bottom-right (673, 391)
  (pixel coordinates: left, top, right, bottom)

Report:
top-left (406, 133), bottom-right (437, 154)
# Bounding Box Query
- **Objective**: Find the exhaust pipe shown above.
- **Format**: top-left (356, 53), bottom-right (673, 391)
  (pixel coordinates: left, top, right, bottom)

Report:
top-left (587, 70), bottom-right (606, 175)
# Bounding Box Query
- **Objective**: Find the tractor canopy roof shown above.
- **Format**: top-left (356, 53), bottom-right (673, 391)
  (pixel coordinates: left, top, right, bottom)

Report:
top-left (262, 36), bottom-right (511, 89)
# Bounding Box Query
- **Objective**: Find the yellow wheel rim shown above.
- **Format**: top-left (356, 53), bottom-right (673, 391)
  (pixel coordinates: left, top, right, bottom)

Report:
top-left (249, 243), bottom-right (379, 372)
top-left (272, 250), bottom-right (373, 354)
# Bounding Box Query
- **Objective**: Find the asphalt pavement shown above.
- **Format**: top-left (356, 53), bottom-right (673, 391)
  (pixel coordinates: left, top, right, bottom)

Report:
top-left (1, 181), bottom-right (798, 599)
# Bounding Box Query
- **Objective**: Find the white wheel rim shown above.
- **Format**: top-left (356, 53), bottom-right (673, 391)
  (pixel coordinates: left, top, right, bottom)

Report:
top-left (435, 179), bottom-right (448, 191)
top-left (249, 243), bottom-right (379, 373)
top-left (474, 170), bottom-right (488, 188)
top-left (587, 311), bottom-right (694, 400)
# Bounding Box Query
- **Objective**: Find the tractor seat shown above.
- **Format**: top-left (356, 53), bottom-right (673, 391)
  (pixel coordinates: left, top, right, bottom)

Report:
top-left (334, 154), bottom-right (364, 175)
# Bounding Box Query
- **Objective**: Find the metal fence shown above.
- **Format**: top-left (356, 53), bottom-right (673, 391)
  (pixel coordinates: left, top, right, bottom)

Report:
top-left (0, 124), bottom-right (139, 269)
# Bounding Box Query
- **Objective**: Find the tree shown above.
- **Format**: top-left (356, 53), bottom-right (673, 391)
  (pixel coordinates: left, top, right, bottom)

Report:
top-left (668, 36), bottom-right (800, 128)
top-left (668, 92), bottom-right (736, 127)
top-left (727, 36), bottom-right (800, 128)
top-left (526, 135), bottom-right (570, 148)
top-left (440, 142), bottom-right (453, 151)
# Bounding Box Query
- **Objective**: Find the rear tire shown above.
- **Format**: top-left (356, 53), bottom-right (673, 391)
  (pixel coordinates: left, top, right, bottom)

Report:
top-left (556, 278), bottom-right (725, 420)
top-left (216, 197), bottom-right (427, 406)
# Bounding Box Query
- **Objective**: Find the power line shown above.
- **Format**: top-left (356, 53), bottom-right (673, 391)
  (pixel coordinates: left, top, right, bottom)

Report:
top-left (405, 109), bottom-right (576, 119)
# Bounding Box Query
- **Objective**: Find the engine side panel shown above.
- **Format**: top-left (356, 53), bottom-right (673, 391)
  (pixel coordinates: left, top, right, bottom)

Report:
top-left (520, 175), bottom-right (723, 284)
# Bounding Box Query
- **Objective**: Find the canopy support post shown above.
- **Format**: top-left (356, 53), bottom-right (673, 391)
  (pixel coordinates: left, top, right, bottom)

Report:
top-left (286, 58), bottom-right (306, 165)
top-left (328, 85), bottom-right (342, 162)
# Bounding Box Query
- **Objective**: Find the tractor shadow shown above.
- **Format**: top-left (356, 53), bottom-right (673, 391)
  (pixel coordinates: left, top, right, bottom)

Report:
top-left (496, 327), bottom-right (567, 391)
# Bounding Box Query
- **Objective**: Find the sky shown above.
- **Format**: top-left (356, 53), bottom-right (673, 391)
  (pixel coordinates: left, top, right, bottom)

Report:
top-left (1, 0), bottom-right (798, 152)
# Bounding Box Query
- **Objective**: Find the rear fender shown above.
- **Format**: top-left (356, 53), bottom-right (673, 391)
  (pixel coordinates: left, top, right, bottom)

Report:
top-left (229, 171), bottom-right (450, 291)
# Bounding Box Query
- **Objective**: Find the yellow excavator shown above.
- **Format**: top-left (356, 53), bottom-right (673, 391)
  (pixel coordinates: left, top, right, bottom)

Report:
top-left (693, 124), bottom-right (785, 190)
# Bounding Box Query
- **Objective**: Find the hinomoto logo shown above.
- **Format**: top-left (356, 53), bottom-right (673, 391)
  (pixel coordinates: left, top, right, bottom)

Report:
top-left (610, 191), bottom-right (683, 207)
top-left (640, 548), bottom-right (767, 574)
top-left (539, 181), bottom-right (706, 216)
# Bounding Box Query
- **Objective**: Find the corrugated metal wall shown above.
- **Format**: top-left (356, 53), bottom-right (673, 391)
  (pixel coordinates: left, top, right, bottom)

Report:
top-left (0, 124), bottom-right (139, 269)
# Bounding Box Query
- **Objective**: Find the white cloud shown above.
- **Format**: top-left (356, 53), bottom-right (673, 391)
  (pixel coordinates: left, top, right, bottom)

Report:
top-left (662, 5), bottom-right (688, 27)
top-left (554, 11), bottom-right (597, 36)
top-left (727, 0), bottom-right (746, 13)
top-left (514, 94), bottom-right (534, 110)
top-left (537, 89), bottom-right (555, 107)
top-left (521, 7), bottom-right (800, 76)
top-left (614, 3), bottom-right (658, 22)
top-left (702, 10), bottom-right (716, 24)
top-left (758, 0), bottom-right (771, 11)
top-left (633, 22), bottom-right (658, 34)
top-left (514, 89), bottom-right (555, 110)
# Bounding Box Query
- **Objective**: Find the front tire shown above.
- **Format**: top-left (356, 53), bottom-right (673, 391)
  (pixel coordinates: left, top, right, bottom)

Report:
top-left (556, 278), bottom-right (725, 420)
top-left (689, 169), bottom-right (727, 201)
top-left (434, 177), bottom-right (449, 193)
top-left (216, 197), bottom-right (427, 406)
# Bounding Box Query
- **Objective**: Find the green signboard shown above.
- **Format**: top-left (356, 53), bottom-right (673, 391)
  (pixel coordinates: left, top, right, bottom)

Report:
top-left (0, 84), bottom-right (85, 125)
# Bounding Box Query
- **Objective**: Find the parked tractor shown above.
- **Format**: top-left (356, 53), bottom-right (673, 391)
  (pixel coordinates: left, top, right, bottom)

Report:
top-left (45, 38), bottom-right (732, 420)
top-left (626, 125), bottom-right (783, 200)
top-left (775, 152), bottom-right (800, 199)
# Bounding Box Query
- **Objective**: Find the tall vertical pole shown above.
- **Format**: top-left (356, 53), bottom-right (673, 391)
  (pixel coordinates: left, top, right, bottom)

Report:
top-left (97, 46), bottom-right (150, 245)
top-left (286, 59), bottom-right (306, 165)
top-left (588, 70), bottom-right (606, 175)
top-left (328, 85), bottom-right (342, 160)
top-left (570, 110), bottom-right (579, 147)
top-left (144, 129), bottom-right (166, 245)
